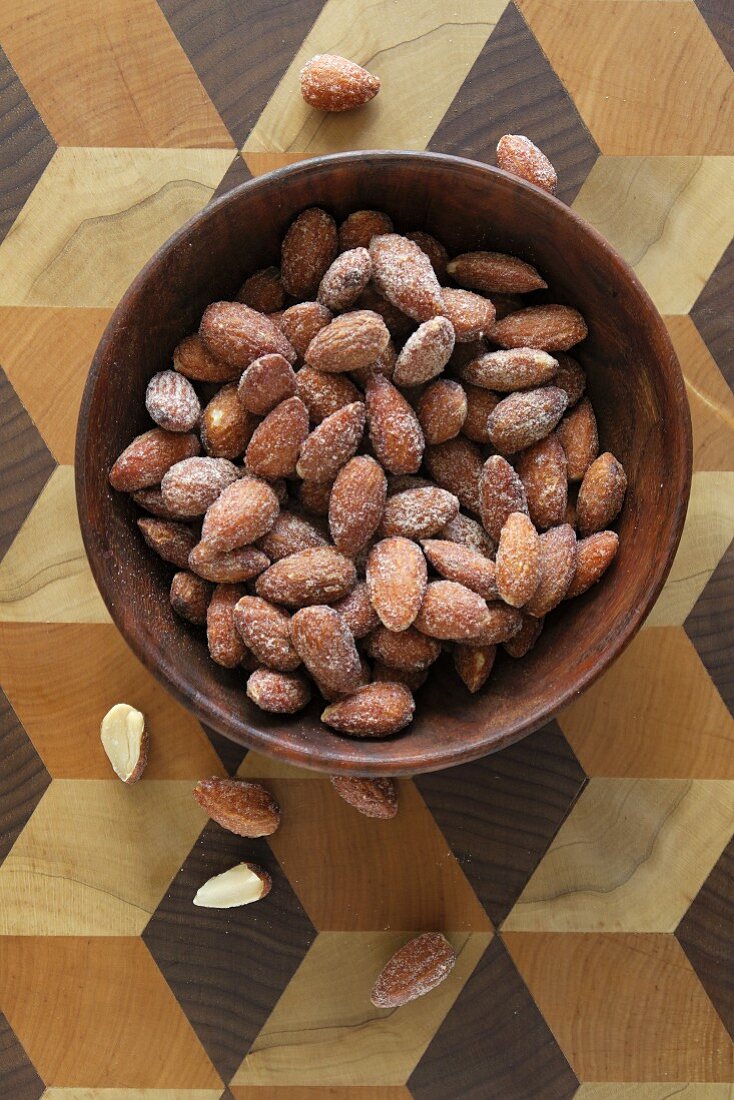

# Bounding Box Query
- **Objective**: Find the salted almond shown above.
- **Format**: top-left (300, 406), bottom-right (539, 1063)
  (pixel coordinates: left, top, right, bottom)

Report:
top-left (415, 580), bottom-right (493, 641)
top-left (296, 365), bottom-right (361, 424)
top-left (440, 287), bottom-right (495, 342)
top-left (245, 396), bottom-right (310, 478)
top-left (371, 932), bottom-right (456, 1008)
top-left (496, 512), bottom-right (541, 608)
top-left (393, 316), bottom-right (455, 385)
top-left (200, 476), bottom-right (279, 552)
top-left (132, 486), bottom-right (183, 520)
top-left (577, 452), bottom-right (627, 536)
top-left (137, 517), bottom-right (197, 569)
top-left (296, 402), bottom-right (366, 481)
top-left (207, 583), bottom-right (247, 667)
top-left (318, 247), bottom-right (372, 310)
top-left (355, 284), bottom-right (415, 341)
top-left (193, 777), bottom-right (280, 836)
top-left (367, 625), bottom-right (441, 672)
top-left (387, 475), bottom-right (434, 496)
top-left (329, 454), bottom-right (387, 557)
top-left (458, 348), bottom-right (558, 392)
top-left (333, 581), bottom-right (379, 638)
top-left (491, 305), bottom-right (587, 352)
top-left (467, 602), bottom-right (523, 645)
top-left (373, 663), bottom-right (427, 691)
top-left (200, 301), bottom-right (296, 367)
top-left (256, 546), bottom-right (356, 607)
top-left (556, 397), bottom-right (599, 481)
top-left (406, 230), bottom-right (449, 280)
top-left (421, 540), bottom-right (497, 600)
top-left (440, 513), bottom-right (495, 557)
top-left (236, 266), bottom-right (285, 313)
top-left (280, 301), bottom-right (332, 359)
top-left (339, 210), bottom-right (394, 251)
top-left (233, 595), bottom-right (300, 671)
top-left (100, 703), bottom-right (148, 784)
top-left (517, 434), bottom-right (568, 529)
top-left (365, 374), bottom-right (425, 474)
top-left (479, 454), bottom-right (528, 541)
top-left (446, 250), bottom-right (547, 295)
top-left (552, 353), bottom-right (586, 407)
top-left (497, 134), bottom-right (557, 195)
top-left (503, 612), bottom-right (544, 657)
top-left (487, 387), bottom-right (568, 455)
top-left (247, 668), bottom-right (312, 714)
top-left (189, 542), bottom-right (270, 583)
top-left (460, 384), bottom-right (499, 445)
top-left (378, 487), bottom-right (459, 541)
top-left (329, 776), bottom-right (398, 819)
top-left (170, 570), bottom-right (212, 625)
top-left (291, 605), bottom-right (363, 696)
top-left (306, 310), bottom-right (390, 373)
top-left (201, 384), bottom-right (258, 459)
top-left (145, 370), bottom-right (201, 433)
top-left (370, 234), bottom-right (445, 322)
top-left (526, 524), bottom-right (577, 617)
top-left (565, 493), bottom-right (577, 530)
top-left (566, 530), bottom-right (619, 598)
top-left (161, 456), bottom-right (239, 517)
top-left (350, 336), bottom-right (397, 386)
top-left (321, 682), bottom-right (415, 737)
top-left (258, 511), bottom-right (327, 561)
top-left (281, 207), bottom-right (338, 298)
top-left (238, 354), bottom-right (297, 415)
top-left (173, 333), bottom-right (240, 382)
top-left (417, 379), bottom-right (467, 444)
top-left (297, 477), bottom-right (333, 516)
top-left (194, 862), bottom-right (272, 908)
top-left (110, 429), bottom-right (201, 492)
top-left (424, 438), bottom-right (483, 515)
top-left (453, 644), bottom-right (496, 693)
top-left (366, 537), bottom-right (427, 632)
top-left (300, 53), bottom-right (380, 112)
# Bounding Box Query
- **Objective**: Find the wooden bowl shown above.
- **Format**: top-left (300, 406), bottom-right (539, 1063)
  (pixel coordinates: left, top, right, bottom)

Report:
top-left (76, 151), bottom-right (692, 776)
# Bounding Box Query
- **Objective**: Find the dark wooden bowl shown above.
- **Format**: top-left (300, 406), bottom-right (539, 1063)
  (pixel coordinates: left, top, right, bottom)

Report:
top-left (76, 151), bottom-right (692, 776)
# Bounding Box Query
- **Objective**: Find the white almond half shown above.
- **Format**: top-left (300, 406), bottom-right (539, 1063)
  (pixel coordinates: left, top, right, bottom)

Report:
top-left (193, 862), bottom-right (272, 908)
top-left (100, 703), bottom-right (148, 783)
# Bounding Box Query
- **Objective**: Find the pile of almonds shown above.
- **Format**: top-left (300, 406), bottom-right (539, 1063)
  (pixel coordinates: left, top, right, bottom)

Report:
top-left (110, 187), bottom-right (626, 740)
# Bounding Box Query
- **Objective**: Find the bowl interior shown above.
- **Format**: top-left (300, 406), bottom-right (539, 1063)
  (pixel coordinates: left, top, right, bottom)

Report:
top-left (76, 152), bottom-right (691, 775)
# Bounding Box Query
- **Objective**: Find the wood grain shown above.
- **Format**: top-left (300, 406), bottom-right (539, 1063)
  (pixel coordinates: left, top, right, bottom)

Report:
top-left (504, 778), bottom-right (734, 932)
top-left (210, 153), bottom-right (253, 203)
top-left (696, 0), bottom-right (734, 67)
top-left (231, 1089), bottom-right (412, 1100)
top-left (0, 44), bottom-right (54, 247)
top-left (576, 1087), bottom-right (734, 1099)
top-left (665, 315), bottom-right (734, 472)
top-left (518, 0), bottom-right (734, 155)
top-left (0, 368), bottom-right (55, 563)
top-left (504, 931), bottom-right (734, 1081)
top-left (691, 238), bottom-right (734, 391)
top-left (0, 1010), bottom-right (43, 1100)
top-left (559, 627), bottom-right (734, 778)
top-left (685, 537), bottom-right (734, 715)
top-left (0, 688), bottom-right (49, 864)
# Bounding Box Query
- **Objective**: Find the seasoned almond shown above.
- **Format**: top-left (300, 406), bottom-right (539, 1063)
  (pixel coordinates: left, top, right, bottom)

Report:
top-left (207, 584), bottom-right (247, 667)
top-left (372, 663), bottom-right (428, 691)
top-left (161, 457), bottom-right (239, 517)
top-left (280, 301), bottom-right (332, 359)
top-left (458, 348), bottom-right (558, 392)
top-left (449, 338), bottom-right (489, 373)
top-left (369, 234), bottom-right (444, 322)
top-left (440, 287), bottom-right (496, 342)
top-left (170, 570), bottom-right (212, 625)
top-left (333, 581), bottom-right (380, 638)
top-left (305, 310), bottom-right (390, 374)
top-left (365, 374), bottom-right (425, 474)
top-left (366, 537), bottom-right (427, 632)
top-left (497, 134), bottom-right (557, 195)
top-left (100, 703), bottom-right (148, 784)
top-left (417, 379), bottom-right (467, 444)
top-left (173, 333), bottom-right (240, 382)
top-left (237, 353), bottom-right (297, 415)
top-left (556, 397), bottom-right (599, 481)
top-left (245, 396), bottom-right (310, 478)
top-left (367, 624), bottom-right (441, 672)
top-left (490, 294), bottom-right (524, 320)
top-left (415, 580), bottom-right (493, 640)
top-left (371, 933), bottom-right (456, 1008)
top-left (234, 595), bottom-right (300, 671)
top-left (461, 384), bottom-right (499, 444)
top-left (258, 511), bottom-right (327, 561)
top-left (321, 682), bottom-right (415, 737)
top-left (393, 316), bottom-right (455, 386)
top-left (339, 210), bottom-right (394, 252)
top-left (329, 455), bottom-right (387, 557)
top-left (355, 283), bottom-right (415, 341)
top-left (236, 266), bottom-right (285, 313)
top-left (256, 546), bottom-right (356, 607)
top-left (296, 365), bottom-right (361, 424)
top-left (189, 542), bottom-right (269, 583)
top-left (552, 353), bottom-right (586, 407)
top-left (454, 643), bottom-right (496, 693)
top-left (517, 435), bottom-right (568, 529)
top-left (479, 455), bottom-right (528, 541)
top-left (446, 250), bottom-right (547, 295)
top-left (281, 207), bottom-right (338, 298)
top-left (194, 861), bottom-right (272, 908)
top-left (467, 601), bottom-right (523, 645)
top-left (132, 486), bottom-right (182, 520)
top-left (503, 612), bottom-right (544, 657)
top-left (200, 476), bottom-right (279, 553)
top-left (421, 539), bottom-right (498, 600)
top-left (387, 475), bottom-right (434, 496)
top-left (565, 492), bottom-right (577, 530)
top-left (296, 401), bottom-right (366, 481)
top-left (138, 517), bottom-right (197, 569)
top-left (193, 777), bottom-right (280, 836)
top-left (201, 384), bottom-right (258, 459)
top-left (291, 605), bottom-right (362, 696)
top-left (566, 530), bottom-right (619, 598)
top-left (491, 305), bottom-right (588, 352)
top-left (487, 387), bottom-right (568, 455)
top-left (495, 512), bottom-right (541, 608)
top-left (379, 487), bottom-right (459, 540)
top-left (297, 477), bottom-right (333, 516)
top-left (300, 53), bottom-right (380, 112)
top-left (406, 230), bottom-right (449, 280)
top-left (350, 335), bottom-right (397, 387)
top-left (577, 452), bottom-right (627, 536)
top-left (440, 512), bottom-right (496, 557)
top-left (318, 247), bottom-right (372, 311)
top-left (200, 301), bottom-right (296, 367)
top-left (146, 370), bottom-right (200, 432)
top-left (329, 776), bottom-right (398, 819)
top-left (110, 429), bottom-right (201, 492)
top-left (525, 523), bottom-right (577, 617)
top-left (425, 438), bottom-right (483, 515)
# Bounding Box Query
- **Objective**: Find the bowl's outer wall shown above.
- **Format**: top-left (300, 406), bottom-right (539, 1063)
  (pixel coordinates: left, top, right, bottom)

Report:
top-left (77, 152), bottom-right (692, 775)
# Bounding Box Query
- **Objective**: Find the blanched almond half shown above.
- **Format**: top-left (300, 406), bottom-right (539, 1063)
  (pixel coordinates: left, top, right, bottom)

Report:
top-left (193, 862), bottom-right (272, 908)
top-left (100, 703), bottom-right (148, 783)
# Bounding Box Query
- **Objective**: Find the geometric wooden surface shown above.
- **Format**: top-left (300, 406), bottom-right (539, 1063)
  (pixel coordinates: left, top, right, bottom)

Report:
top-left (0, 2), bottom-right (732, 1096)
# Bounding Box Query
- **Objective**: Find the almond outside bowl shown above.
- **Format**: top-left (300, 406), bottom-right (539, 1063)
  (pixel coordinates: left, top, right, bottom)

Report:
top-left (76, 151), bottom-right (692, 776)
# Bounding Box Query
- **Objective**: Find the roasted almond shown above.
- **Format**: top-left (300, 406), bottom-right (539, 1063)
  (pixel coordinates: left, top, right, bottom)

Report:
top-left (258, 511), bottom-right (327, 561)
top-left (236, 265), bottom-right (285, 313)
top-left (170, 570), bottom-right (212, 625)
top-left (440, 512), bottom-right (496, 557)
top-left (446, 250), bottom-right (547, 295)
top-left (487, 387), bottom-right (568, 455)
top-left (138, 517), bottom-right (197, 569)
top-left (245, 396), bottom-right (310, 478)
top-left (371, 932), bottom-right (456, 1008)
top-left (497, 134), bottom-right (557, 195)
top-left (237, 353), bottom-right (297, 415)
top-left (379, 487), bottom-right (459, 540)
top-left (329, 776), bottom-right (398, 819)
top-left (280, 301), bottom-right (332, 359)
top-left (552, 353), bottom-right (586, 407)
top-left (517, 434), bottom-right (568, 529)
top-left (503, 612), bottom-right (544, 657)
top-left (467, 601), bottom-right (523, 645)
top-left (296, 401), bottom-right (366, 481)
top-left (393, 316), bottom-right (455, 386)
top-left (132, 486), bottom-right (182, 520)
top-left (405, 230), bottom-right (449, 280)
top-left (305, 309), bottom-right (390, 374)
top-left (415, 580), bottom-right (494, 641)
top-left (296, 365), bottom-right (361, 424)
top-left (350, 335), bottom-right (397, 386)
top-left (161, 456), bottom-right (239, 517)
top-left (421, 539), bottom-right (498, 600)
top-left (556, 397), bottom-right (599, 481)
top-left (200, 301), bottom-right (296, 368)
top-left (321, 682), bottom-right (415, 737)
top-left (525, 523), bottom-right (577, 617)
top-left (200, 476), bottom-right (279, 552)
top-left (110, 429), bottom-right (201, 492)
top-left (577, 452), bottom-right (627, 536)
top-left (458, 348), bottom-right (558, 392)
top-left (369, 234), bottom-right (444, 322)
top-left (300, 53), bottom-right (380, 112)
top-left (193, 777), bottom-right (280, 836)
top-left (201, 384), bottom-right (258, 459)
top-left (479, 454), bottom-right (529, 541)
top-left (424, 438), bottom-right (483, 515)
top-left (566, 530), bottom-right (619, 598)
top-left (453, 643), bottom-right (496, 693)
top-left (233, 595), bottom-right (301, 671)
top-left (189, 542), bottom-right (269, 583)
top-left (366, 536), bottom-right (427, 632)
top-left (365, 374), bottom-right (425, 475)
top-left (146, 370), bottom-right (201, 432)
top-left (440, 287), bottom-right (496, 342)
top-left (207, 583), bottom-right (247, 667)
top-left (281, 207), bottom-right (338, 298)
top-left (291, 605), bottom-right (363, 696)
top-left (329, 455), bottom-right (387, 557)
top-left (256, 546), bottom-right (356, 607)
top-left (247, 668), bottom-right (311, 714)
top-left (297, 477), bottom-right (333, 516)
top-left (417, 379), bottom-right (467, 444)
top-left (491, 305), bottom-right (588, 352)
top-left (495, 512), bottom-right (541, 608)
top-left (332, 581), bottom-right (380, 638)
top-left (173, 333), bottom-right (240, 382)
top-left (339, 210), bottom-right (394, 251)
top-left (355, 283), bottom-right (415, 342)
top-left (318, 247), bottom-right (372, 310)
top-left (372, 663), bottom-right (427, 691)
top-left (459, 384), bottom-right (498, 445)
top-left (367, 624), bottom-right (441, 672)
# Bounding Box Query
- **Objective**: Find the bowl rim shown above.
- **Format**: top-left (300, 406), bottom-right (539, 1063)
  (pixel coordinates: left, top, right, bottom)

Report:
top-left (75, 149), bottom-right (693, 774)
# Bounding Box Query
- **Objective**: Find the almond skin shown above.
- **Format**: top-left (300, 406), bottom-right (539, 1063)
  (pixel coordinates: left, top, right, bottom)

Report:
top-left (236, 265), bottom-right (285, 313)
top-left (339, 210), bottom-right (394, 251)
top-left (332, 581), bottom-right (380, 638)
top-left (200, 476), bottom-right (280, 553)
top-left (298, 477), bottom-right (333, 516)
top-left (491, 305), bottom-right (588, 352)
top-left (281, 207), bottom-right (338, 299)
top-left (458, 348), bottom-right (558, 392)
top-left (421, 539), bottom-right (498, 600)
top-left (440, 513), bottom-right (496, 557)
top-left (247, 669), bottom-right (312, 714)
top-left (454, 643), bottom-right (496, 693)
top-left (238, 353), bottom-right (297, 415)
top-left (479, 455), bottom-right (529, 541)
top-left (556, 397), bottom-right (599, 481)
top-left (446, 250), bottom-right (547, 295)
top-left (566, 530), bottom-right (619, 598)
top-left (137, 517), bottom-right (197, 569)
top-left (497, 134), bottom-right (557, 195)
top-left (467, 602), bottom-right (524, 645)
top-left (193, 777), bottom-right (280, 837)
top-left (370, 234), bottom-right (445, 322)
top-left (329, 776), bottom-right (398, 819)
top-left (517, 434), bottom-right (568, 529)
top-left (525, 523), bottom-right (578, 618)
top-left (280, 301), bottom-right (332, 359)
top-left (440, 287), bottom-right (496, 343)
top-left (257, 511), bottom-right (327, 561)
top-left (245, 396), bottom-right (310, 479)
top-left (366, 537), bottom-right (427, 632)
top-left (296, 402), bottom-right (366, 481)
top-left (406, 230), bottom-right (449, 280)
top-left (461, 384), bottom-right (499, 445)
top-left (296, 365), bottom-right (361, 424)
top-left (161, 457), bottom-right (239, 517)
top-left (305, 310), bottom-right (390, 373)
top-left (365, 375), bottom-right (425, 475)
top-left (355, 284), bottom-right (415, 342)
top-left (415, 580), bottom-right (494, 641)
top-left (487, 387), bottom-right (568, 455)
top-left (173, 333), bottom-right (240, 382)
top-left (207, 584), bottom-right (247, 667)
top-left (552, 353), bottom-right (586, 407)
top-left (379, 487), bottom-right (459, 540)
top-left (318, 247), bottom-right (372, 310)
top-left (146, 370), bottom-right (201, 432)
top-left (371, 932), bottom-right (456, 1008)
top-left (300, 53), bottom-right (380, 112)
top-left (372, 663), bottom-right (427, 691)
top-left (200, 301), bottom-right (296, 368)
top-left (110, 429), bottom-right (201, 492)
top-left (170, 571), bottom-right (212, 625)
top-left (577, 452), bottom-right (627, 536)
top-left (189, 542), bottom-right (270, 583)
top-left (328, 454), bottom-right (387, 557)
top-left (367, 624), bottom-right (441, 672)
top-left (424, 438), bottom-right (483, 515)
top-left (233, 595), bottom-right (301, 671)
top-left (201, 383), bottom-right (257, 459)
top-left (393, 316), bottom-right (455, 385)
top-left (291, 605), bottom-right (362, 696)
top-left (417, 379), bottom-right (467, 444)
top-left (321, 682), bottom-right (415, 738)
top-left (503, 612), bottom-right (544, 658)
top-left (132, 486), bottom-right (183, 520)
top-left (495, 512), bottom-right (542, 608)
top-left (256, 546), bottom-right (356, 607)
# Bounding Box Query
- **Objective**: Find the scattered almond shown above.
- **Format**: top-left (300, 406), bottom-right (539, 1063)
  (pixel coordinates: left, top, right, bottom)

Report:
top-left (300, 53), bottom-right (380, 112)
top-left (306, 310), bottom-right (390, 374)
top-left (566, 530), bottom-right (619, 598)
top-left (297, 401), bottom-right (366, 481)
top-left (379, 486), bottom-right (459, 540)
top-left (194, 862), bottom-right (272, 908)
top-left (440, 512), bottom-right (496, 557)
top-left (173, 333), bottom-right (240, 382)
top-left (365, 374), bottom-right (425, 474)
top-left (458, 348), bottom-right (558, 392)
top-left (110, 429), bottom-right (201, 492)
top-left (256, 546), bottom-right (356, 607)
top-left (291, 605), bottom-right (363, 696)
top-left (339, 210), bottom-right (394, 251)
top-left (552, 353), bottom-right (586, 407)
top-left (247, 668), bottom-right (312, 713)
top-left (296, 365), bottom-right (361, 424)
top-left (200, 476), bottom-right (280, 552)
top-left (370, 234), bottom-right (444, 322)
top-left (424, 438), bottom-right (483, 514)
top-left (245, 396), bottom-right (310, 478)
top-left (367, 624), bottom-right (441, 672)
top-left (321, 682), bottom-right (415, 737)
top-left (417, 379), bottom-right (467, 444)
top-left (236, 266), bottom-right (285, 313)
top-left (453, 644), bottom-right (496, 693)
top-left (487, 387), bottom-right (568, 455)
top-left (201, 383), bottom-right (257, 459)
top-left (280, 301), bottom-right (332, 359)
top-left (371, 932), bottom-right (456, 1008)
top-left (503, 612), bottom-right (544, 657)
top-left (495, 512), bottom-right (541, 608)
top-left (170, 570), bottom-right (212, 625)
top-left (238, 354), bottom-right (297, 415)
top-left (492, 305), bottom-right (587, 352)
top-left (421, 539), bottom-right (497, 600)
top-left (406, 230), bottom-right (449, 280)
top-left (132, 486), bottom-right (182, 520)
top-left (281, 207), bottom-right (338, 298)
top-left (207, 583), bottom-right (247, 667)
top-left (497, 134), bottom-right (557, 195)
top-left (258, 510), bottom-right (327, 561)
top-left (440, 287), bottom-right (495, 342)
top-left (446, 250), bottom-right (547, 295)
top-left (468, 602), bottom-right (524, 645)
top-left (138, 517), bottom-right (197, 569)
top-left (161, 456), bottom-right (239, 516)
top-left (366, 537), bottom-right (427, 632)
top-left (318, 247), bottom-right (372, 310)
top-left (100, 703), bottom-right (148, 784)
top-left (479, 455), bottom-right (528, 541)
top-left (146, 370), bottom-right (201, 432)
top-left (526, 524), bottom-right (577, 617)
top-left (356, 283), bottom-right (415, 341)
top-left (200, 301), bottom-right (296, 368)
top-left (460, 384), bottom-right (499, 445)
top-left (415, 580), bottom-right (494, 640)
top-left (193, 777), bottom-right (280, 836)
top-left (517, 434), bottom-right (568, 529)
top-left (297, 477), bottom-right (333, 516)
top-left (393, 316), bottom-right (455, 386)
top-left (333, 581), bottom-right (380, 638)
top-left (234, 595), bottom-right (301, 671)
top-left (556, 397), bottom-right (599, 481)
top-left (189, 542), bottom-right (270, 583)
top-left (577, 452), bottom-right (627, 536)
top-left (329, 776), bottom-right (398, 818)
